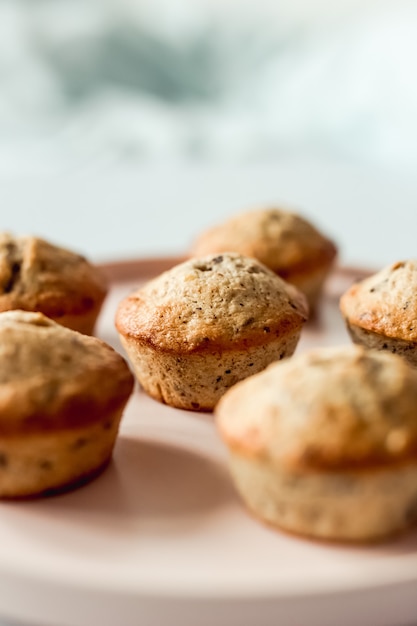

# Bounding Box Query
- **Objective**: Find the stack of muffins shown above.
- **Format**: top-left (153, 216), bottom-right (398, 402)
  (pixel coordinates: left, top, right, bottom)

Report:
top-left (2, 208), bottom-right (417, 544)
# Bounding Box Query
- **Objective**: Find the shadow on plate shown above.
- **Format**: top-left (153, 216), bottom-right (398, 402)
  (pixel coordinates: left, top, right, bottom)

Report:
top-left (5, 435), bottom-right (238, 536)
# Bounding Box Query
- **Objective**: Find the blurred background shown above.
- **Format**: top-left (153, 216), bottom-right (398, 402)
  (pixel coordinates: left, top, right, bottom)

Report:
top-left (1, 0), bottom-right (417, 263)
top-left (2, 0), bottom-right (417, 174)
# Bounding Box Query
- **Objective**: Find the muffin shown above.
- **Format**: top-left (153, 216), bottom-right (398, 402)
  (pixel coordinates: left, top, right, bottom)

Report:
top-left (340, 260), bottom-right (417, 367)
top-left (191, 208), bottom-right (337, 310)
top-left (0, 310), bottom-right (134, 498)
top-left (0, 233), bottom-right (108, 334)
top-left (116, 253), bottom-right (308, 411)
top-left (216, 345), bottom-right (417, 542)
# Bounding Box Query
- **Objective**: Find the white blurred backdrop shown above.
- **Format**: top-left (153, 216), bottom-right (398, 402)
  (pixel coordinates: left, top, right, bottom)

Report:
top-left (1, 0), bottom-right (417, 271)
top-left (1, 0), bottom-right (417, 175)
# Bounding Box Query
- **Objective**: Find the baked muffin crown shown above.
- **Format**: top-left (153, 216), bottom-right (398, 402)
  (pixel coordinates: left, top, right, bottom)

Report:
top-left (116, 253), bottom-right (308, 354)
top-left (216, 345), bottom-right (417, 470)
top-left (0, 233), bottom-right (107, 318)
top-left (0, 310), bottom-right (134, 435)
top-left (340, 260), bottom-right (417, 342)
top-left (191, 208), bottom-right (337, 275)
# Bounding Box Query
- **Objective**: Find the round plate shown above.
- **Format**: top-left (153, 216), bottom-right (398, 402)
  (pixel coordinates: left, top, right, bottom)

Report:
top-left (0, 259), bottom-right (416, 626)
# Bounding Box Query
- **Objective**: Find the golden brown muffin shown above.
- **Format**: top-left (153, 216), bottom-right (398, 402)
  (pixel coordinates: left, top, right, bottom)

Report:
top-left (340, 260), bottom-right (417, 367)
top-left (191, 208), bottom-right (337, 310)
top-left (116, 253), bottom-right (308, 411)
top-left (216, 345), bottom-right (417, 542)
top-left (0, 233), bottom-right (108, 334)
top-left (0, 310), bottom-right (134, 498)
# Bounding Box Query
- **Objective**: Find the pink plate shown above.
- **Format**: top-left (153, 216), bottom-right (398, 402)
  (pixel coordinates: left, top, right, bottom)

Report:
top-left (0, 259), bottom-right (416, 626)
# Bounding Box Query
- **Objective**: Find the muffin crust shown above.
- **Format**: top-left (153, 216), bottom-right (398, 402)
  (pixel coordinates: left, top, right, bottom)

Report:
top-left (340, 261), bottom-right (417, 342)
top-left (340, 261), bottom-right (417, 366)
top-left (0, 233), bottom-right (108, 334)
top-left (216, 345), bottom-right (417, 541)
top-left (116, 253), bottom-right (308, 410)
top-left (0, 310), bottom-right (134, 498)
top-left (191, 208), bottom-right (337, 308)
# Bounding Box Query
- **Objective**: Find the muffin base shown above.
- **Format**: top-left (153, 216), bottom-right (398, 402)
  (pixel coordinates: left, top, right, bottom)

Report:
top-left (48, 307), bottom-right (103, 336)
top-left (228, 452), bottom-right (417, 542)
top-left (0, 411), bottom-right (122, 499)
top-left (285, 264), bottom-right (332, 313)
top-left (346, 323), bottom-right (417, 367)
top-left (120, 331), bottom-right (302, 411)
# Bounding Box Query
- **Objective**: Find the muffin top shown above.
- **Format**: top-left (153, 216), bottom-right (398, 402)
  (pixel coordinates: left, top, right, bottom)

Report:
top-left (0, 310), bottom-right (134, 435)
top-left (216, 345), bottom-right (417, 470)
top-left (340, 260), bottom-right (417, 342)
top-left (0, 233), bottom-right (107, 317)
top-left (191, 208), bottom-right (337, 277)
top-left (116, 253), bottom-right (308, 354)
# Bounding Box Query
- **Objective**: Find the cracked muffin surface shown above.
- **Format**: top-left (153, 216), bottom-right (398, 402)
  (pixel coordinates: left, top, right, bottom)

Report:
top-left (116, 253), bottom-right (308, 411)
top-left (0, 233), bottom-right (108, 334)
top-left (0, 310), bottom-right (134, 498)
